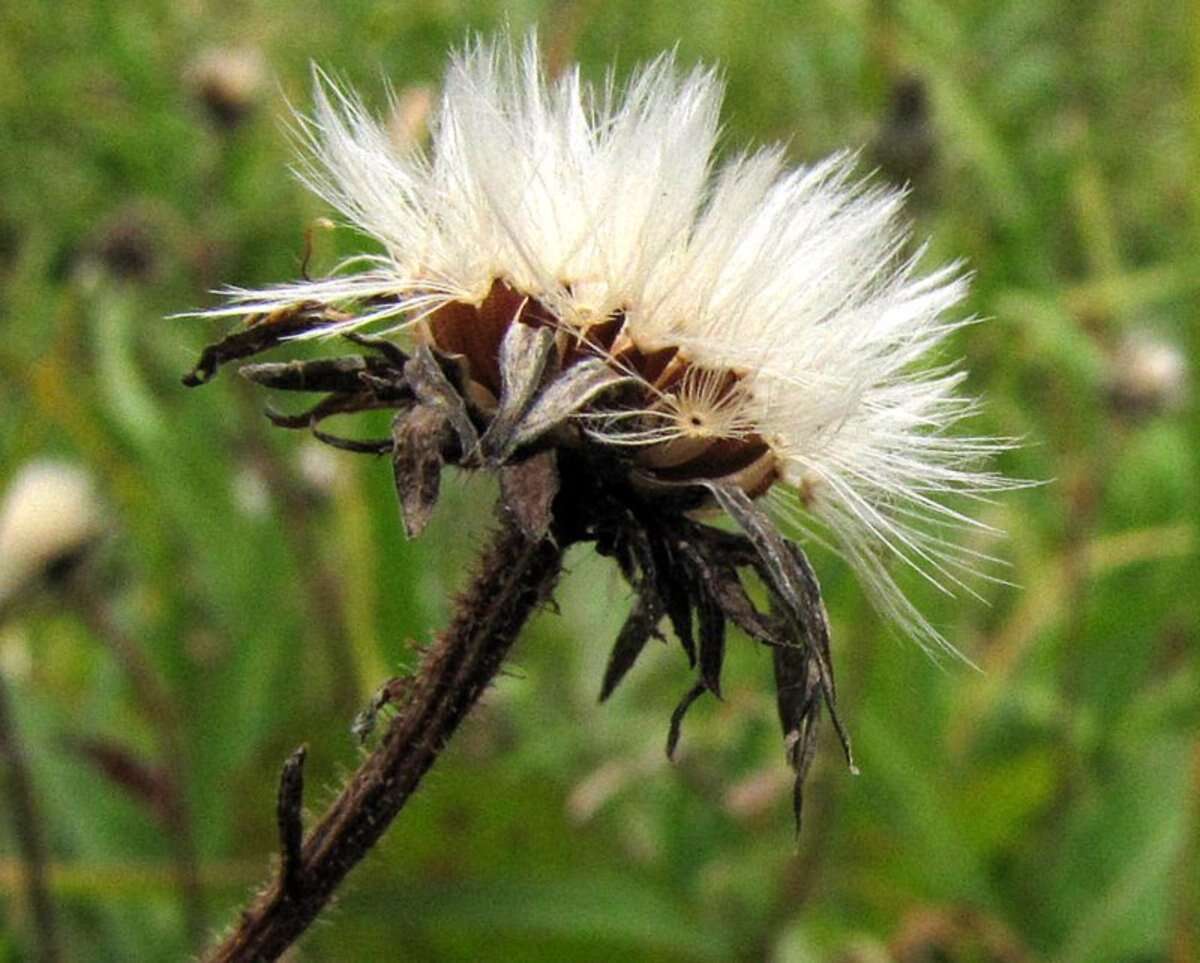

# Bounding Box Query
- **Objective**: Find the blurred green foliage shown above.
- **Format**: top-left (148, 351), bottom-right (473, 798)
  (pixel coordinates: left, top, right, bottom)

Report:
top-left (0, 0), bottom-right (1197, 960)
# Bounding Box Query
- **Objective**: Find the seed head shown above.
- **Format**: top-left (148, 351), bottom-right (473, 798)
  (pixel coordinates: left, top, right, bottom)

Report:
top-left (1107, 330), bottom-right (1189, 418)
top-left (0, 460), bottom-right (104, 613)
top-left (185, 46), bottom-right (267, 129)
top-left (195, 34), bottom-right (1016, 652)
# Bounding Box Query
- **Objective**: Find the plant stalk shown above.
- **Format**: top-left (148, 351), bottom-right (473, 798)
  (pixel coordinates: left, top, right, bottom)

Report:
top-left (206, 512), bottom-right (566, 962)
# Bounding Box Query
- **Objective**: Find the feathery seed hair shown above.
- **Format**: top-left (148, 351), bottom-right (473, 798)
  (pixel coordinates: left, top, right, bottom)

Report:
top-left (196, 35), bottom-right (1013, 653)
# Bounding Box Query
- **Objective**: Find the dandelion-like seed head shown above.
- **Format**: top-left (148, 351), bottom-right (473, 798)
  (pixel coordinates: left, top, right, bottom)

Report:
top-left (184, 33), bottom-right (1020, 813)
top-left (195, 34), bottom-right (1012, 650)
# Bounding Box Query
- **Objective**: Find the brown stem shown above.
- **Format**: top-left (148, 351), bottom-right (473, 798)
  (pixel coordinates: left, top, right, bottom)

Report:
top-left (205, 512), bottom-right (567, 962)
top-left (67, 581), bottom-right (207, 951)
top-left (0, 674), bottom-right (62, 963)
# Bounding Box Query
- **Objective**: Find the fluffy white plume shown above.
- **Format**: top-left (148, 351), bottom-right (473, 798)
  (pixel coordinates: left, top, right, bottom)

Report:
top-left (201, 34), bottom-right (1019, 652)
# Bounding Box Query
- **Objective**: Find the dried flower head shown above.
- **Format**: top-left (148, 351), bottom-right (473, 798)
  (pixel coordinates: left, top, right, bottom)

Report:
top-left (197, 36), bottom-right (1010, 639)
top-left (185, 35), bottom-right (1016, 820)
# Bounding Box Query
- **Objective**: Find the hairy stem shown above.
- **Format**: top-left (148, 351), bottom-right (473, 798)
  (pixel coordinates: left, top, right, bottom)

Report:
top-left (206, 512), bottom-right (566, 962)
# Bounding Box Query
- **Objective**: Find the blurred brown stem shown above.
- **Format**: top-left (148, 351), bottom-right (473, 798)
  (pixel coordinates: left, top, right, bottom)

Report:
top-left (0, 674), bottom-right (62, 963)
top-left (68, 580), bottom-right (207, 951)
top-left (205, 511), bottom-right (566, 962)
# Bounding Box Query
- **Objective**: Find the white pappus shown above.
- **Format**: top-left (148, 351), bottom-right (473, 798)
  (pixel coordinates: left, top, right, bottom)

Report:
top-left (199, 33), bottom-right (1019, 654)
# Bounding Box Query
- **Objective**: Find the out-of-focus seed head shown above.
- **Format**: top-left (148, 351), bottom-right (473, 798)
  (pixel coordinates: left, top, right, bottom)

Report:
top-left (872, 74), bottom-right (936, 189)
top-left (0, 460), bottom-right (105, 614)
top-left (1107, 331), bottom-right (1189, 418)
top-left (90, 207), bottom-right (160, 283)
top-left (185, 46), bottom-right (267, 129)
top-left (231, 463), bottom-right (272, 518)
top-left (295, 440), bottom-right (342, 497)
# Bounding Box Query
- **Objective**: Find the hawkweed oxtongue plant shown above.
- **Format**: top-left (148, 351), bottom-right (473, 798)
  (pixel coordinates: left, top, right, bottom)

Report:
top-left (184, 34), bottom-right (1015, 960)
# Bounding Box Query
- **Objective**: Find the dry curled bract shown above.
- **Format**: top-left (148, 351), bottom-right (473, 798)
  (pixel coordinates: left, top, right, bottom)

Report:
top-left (187, 314), bottom-right (853, 826)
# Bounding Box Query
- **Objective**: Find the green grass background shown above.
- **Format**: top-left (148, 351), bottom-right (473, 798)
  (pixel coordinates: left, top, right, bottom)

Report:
top-left (1, 0), bottom-right (1197, 959)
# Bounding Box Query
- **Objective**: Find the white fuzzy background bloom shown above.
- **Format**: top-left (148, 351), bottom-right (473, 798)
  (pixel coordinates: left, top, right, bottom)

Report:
top-left (0, 461), bottom-right (103, 612)
top-left (207, 34), bottom-right (1018, 652)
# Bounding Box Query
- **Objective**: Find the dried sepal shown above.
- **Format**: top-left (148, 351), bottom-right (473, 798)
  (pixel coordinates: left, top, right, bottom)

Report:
top-left (391, 406), bottom-right (454, 538)
top-left (247, 351), bottom-right (412, 435)
top-left (480, 322), bottom-right (558, 463)
top-left (264, 393), bottom-right (381, 430)
top-left (498, 450), bottom-right (559, 540)
top-left (706, 482), bottom-right (856, 774)
top-left (770, 609), bottom-right (823, 831)
top-left (404, 346), bottom-right (480, 458)
top-left (677, 539), bottom-right (782, 649)
top-left (693, 576), bottom-right (726, 698)
top-left (182, 304), bottom-right (336, 386)
top-left (616, 508), bottom-right (661, 593)
top-left (343, 331), bottom-right (410, 368)
top-left (599, 591), bottom-right (663, 702)
top-left (624, 517), bottom-right (697, 669)
top-left (510, 359), bottom-right (632, 451)
top-left (239, 355), bottom-right (400, 394)
top-left (779, 543), bottom-right (857, 775)
top-left (666, 681), bottom-right (708, 761)
top-left (310, 427), bottom-right (392, 454)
